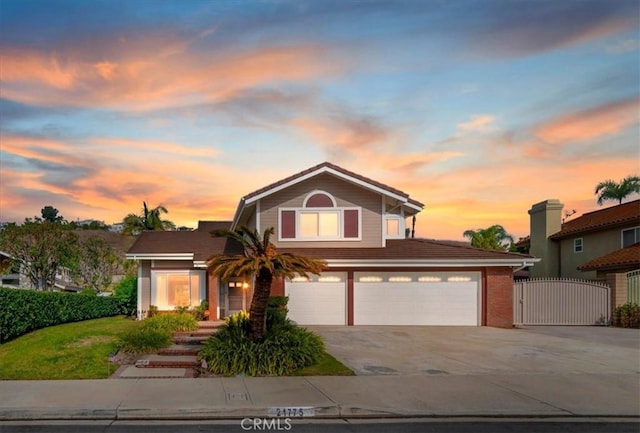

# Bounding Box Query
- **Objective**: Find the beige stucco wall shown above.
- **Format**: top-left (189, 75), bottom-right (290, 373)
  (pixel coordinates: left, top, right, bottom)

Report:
top-left (529, 200), bottom-right (563, 278)
top-left (259, 173), bottom-right (385, 248)
top-left (561, 225), bottom-right (636, 280)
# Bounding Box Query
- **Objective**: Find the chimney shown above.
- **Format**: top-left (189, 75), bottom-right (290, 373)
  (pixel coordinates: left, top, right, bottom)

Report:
top-left (528, 199), bottom-right (563, 278)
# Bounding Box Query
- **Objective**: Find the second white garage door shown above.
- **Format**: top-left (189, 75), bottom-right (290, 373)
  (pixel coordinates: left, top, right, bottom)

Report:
top-left (354, 272), bottom-right (480, 326)
top-left (285, 272), bottom-right (347, 325)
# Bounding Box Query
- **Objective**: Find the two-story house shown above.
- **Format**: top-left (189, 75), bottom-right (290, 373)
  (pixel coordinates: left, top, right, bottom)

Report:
top-left (527, 199), bottom-right (640, 281)
top-left (127, 162), bottom-right (537, 328)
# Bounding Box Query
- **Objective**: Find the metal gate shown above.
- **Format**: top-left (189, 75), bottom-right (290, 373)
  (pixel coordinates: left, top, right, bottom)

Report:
top-left (514, 278), bottom-right (610, 325)
top-left (628, 270), bottom-right (640, 304)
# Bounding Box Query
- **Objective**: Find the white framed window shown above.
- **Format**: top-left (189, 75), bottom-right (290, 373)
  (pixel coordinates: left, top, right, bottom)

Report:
top-left (622, 227), bottom-right (640, 248)
top-left (280, 191), bottom-right (361, 241)
top-left (151, 270), bottom-right (205, 310)
top-left (573, 238), bottom-right (583, 253)
top-left (385, 217), bottom-right (404, 239)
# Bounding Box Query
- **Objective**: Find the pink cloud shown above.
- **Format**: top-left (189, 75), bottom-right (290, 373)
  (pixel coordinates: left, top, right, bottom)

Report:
top-left (535, 97), bottom-right (639, 144)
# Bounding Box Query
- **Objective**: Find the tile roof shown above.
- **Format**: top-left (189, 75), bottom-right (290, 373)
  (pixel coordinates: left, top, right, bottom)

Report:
top-left (549, 200), bottom-right (640, 240)
top-left (242, 161), bottom-right (425, 208)
top-left (577, 242), bottom-right (640, 272)
top-left (127, 221), bottom-right (240, 261)
top-left (279, 238), bottom-right (534, 262)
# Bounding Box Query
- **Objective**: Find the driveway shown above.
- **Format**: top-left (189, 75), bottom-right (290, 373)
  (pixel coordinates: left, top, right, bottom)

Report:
top-left (310, 326), bottom-right (640, 376)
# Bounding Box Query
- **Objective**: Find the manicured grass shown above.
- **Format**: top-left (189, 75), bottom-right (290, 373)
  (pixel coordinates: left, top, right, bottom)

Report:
top-left (293, 351), bottom-right (355, 376)
top-left (0, 316), bottom-right (139, 380)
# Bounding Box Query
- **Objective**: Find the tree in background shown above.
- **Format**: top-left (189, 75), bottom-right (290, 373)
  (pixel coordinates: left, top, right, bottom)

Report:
top-left (123, 201), bottom-right (176, 235)
top-left (71, 235), bottom-right (122, 293)
top-left (40, 206), bottom-right (64, 223)
top-left (208, 226), bottom-right (326, 342)
top-left (463, 224), bottom-right (514, 252)
top-left (0, 219), bottom-right (78, 290)
top-left (594, 175), bottom-right (640, 205)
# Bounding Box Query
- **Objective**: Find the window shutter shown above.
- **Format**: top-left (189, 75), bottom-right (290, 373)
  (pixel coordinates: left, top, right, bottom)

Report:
top-left (344, 210), bottom-right (359, 238)
top-left (281, 210), bottom-right (296, 238)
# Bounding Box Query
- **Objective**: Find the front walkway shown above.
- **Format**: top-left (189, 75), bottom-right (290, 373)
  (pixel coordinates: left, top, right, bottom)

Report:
top-left (111, 321), bottom-right (223, 379)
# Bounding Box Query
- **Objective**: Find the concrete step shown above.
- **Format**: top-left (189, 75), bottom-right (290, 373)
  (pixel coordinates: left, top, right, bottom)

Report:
top-left (198, 320), bottom-right (224, 329)
top-left (173, 329), bottom-right (217, 338)
top-left (172, 335), bottom-right (210, 345)
top-left (115, 366), bottom-right (196, 379)
top-left (135, 354), bottom-right (200, 369)
top-left (158, 344), bottom-right (201, 356)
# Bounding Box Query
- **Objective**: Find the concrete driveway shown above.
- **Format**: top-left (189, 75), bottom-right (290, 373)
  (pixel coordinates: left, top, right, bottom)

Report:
top-left (310, 326), bottom-right (640, 376)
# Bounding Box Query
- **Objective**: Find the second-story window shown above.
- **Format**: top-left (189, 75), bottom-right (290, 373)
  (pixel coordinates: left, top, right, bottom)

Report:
top-left (622, 227), bottom-right (640, 248)
top-left (280, 191), bottom-right (360, 241)
top-left (573, 238), bottom-right (583, 253)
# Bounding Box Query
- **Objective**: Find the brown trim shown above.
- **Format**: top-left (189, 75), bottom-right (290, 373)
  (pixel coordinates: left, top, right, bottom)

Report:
top-left (347, 271), bottom-right (354, 326)
top-left (481, 269), bottom-right (487, 326)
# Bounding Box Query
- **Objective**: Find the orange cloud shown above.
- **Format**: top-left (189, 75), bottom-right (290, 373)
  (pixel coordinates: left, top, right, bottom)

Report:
top-left (535, 97), bottom-right (639, 144)
top-left (457, 115), bottom-right (498, 133)
top-left (1, 40), bottom-right (344, 111)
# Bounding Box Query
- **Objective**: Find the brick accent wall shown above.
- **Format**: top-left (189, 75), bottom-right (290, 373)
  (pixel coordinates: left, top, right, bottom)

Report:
top-left (485, 267), bottom-right (514, 328)
top-left (271, 276), bottom-right (285, 296)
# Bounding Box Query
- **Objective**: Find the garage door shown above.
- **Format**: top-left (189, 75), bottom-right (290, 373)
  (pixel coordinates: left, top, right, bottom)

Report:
top-left (285, 272), bottom-right (347, 325)
top-left (354, 272), bottom-right (480, 326)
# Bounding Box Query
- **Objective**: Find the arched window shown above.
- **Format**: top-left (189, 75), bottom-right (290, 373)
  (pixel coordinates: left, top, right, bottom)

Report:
top-left (280, 191), bottom-right (360, 241)
top-left (303, 191), bottom-right (336, 208)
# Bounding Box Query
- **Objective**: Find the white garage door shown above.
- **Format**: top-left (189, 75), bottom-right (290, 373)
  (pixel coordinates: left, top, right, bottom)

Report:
top-left (285, 272), bottom-right (347, 325)
top-left (354, 272), bottom-right (480, 326)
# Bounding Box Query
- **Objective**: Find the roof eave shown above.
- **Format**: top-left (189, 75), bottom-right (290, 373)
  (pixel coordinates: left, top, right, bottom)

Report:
top-left (325, 258), bottom-right (540, 268)
top-left (125, 253), bottom-right (194, 261)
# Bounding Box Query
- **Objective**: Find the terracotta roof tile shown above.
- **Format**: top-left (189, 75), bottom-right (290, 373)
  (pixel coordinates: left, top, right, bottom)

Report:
top-left (127, 221), bottom-right (240, 261)
top-left (550, 200), bottom-right (640, 239)
top-left (280, 238), bottom-right (533, 262)
top-left (577, 243), bottom-right (640, 271)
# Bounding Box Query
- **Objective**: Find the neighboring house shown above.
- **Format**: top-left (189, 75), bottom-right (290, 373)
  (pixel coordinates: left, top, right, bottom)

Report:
top-left (527, 199), bottom-right (640, 280)
top-left (127, 162), bottom-right (537, 328)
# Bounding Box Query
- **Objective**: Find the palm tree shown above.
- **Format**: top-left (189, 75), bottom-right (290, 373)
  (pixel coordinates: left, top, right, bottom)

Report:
top-left (463, 224), bottom-right (514, 252)
top-left (122, 201), bottom-right (176, 235)
top-left (594, 175), bottom-right (640, 205)
top-left (208, 226), bottom-right (326, 342)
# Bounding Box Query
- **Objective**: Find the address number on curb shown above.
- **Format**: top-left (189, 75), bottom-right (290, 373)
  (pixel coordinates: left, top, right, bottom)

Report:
top-left (267, 407), bottom-right (315, 417)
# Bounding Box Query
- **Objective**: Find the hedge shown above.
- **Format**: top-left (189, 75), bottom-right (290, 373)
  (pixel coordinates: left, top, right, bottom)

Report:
top-left (0, 287), bottom-right (122, 343)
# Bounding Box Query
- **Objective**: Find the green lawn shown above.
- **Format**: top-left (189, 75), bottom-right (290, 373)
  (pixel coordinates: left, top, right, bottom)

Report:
top-left (0, 316), bottom-right (139, 380)
top-left (294, 351), bottom-right (355, 376)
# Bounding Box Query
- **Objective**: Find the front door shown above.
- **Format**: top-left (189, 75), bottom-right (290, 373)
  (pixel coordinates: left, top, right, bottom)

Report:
top-left (227, 281), bottom-right (246, 316)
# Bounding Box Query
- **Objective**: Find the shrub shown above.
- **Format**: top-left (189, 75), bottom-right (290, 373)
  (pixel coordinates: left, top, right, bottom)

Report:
top-left (266, 296), bottom-right (289, 330)
top-left (0, 287), bottom-right (121, 343)
top-left (199, 311), bottom-right (324, 376)
top-left (116, 312), bottom-right (198, 353)
top-left (118, 326), bottom-right (172, 354)
top-left (191, 300), bottom-right (209, 321)
top-left (612, 302), bottom-right (640, 328)
top-left (144, 312), bottom-right (199, 333)
top-left (114, 276), bottom-right (137, 317)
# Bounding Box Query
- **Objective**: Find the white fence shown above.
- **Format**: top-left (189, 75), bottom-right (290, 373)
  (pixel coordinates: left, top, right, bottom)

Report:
top-left (514, 278), bottom-right (610, 325)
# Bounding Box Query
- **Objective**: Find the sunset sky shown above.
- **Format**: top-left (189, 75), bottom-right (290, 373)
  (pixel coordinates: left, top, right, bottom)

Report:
top-left (1, 0), bottom-right (638, 241)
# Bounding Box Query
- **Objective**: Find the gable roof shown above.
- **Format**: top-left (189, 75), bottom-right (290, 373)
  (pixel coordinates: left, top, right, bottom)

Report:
top-left (232, 162), bottom-right (424, 228)
top-left (549, 200), bottom-right (640, 240)
top-left (577, 242), bottom-right (640, 272)
top-left (280, 238), bottom-right (537, 267)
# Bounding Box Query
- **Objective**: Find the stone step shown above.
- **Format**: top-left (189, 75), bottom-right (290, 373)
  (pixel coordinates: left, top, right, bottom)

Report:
top-left (135, 354), bottom-right (200, 369)
top-left (158, 344), bottom-right (201, 356)
top-left (115, 366), bottom-right (196, 379)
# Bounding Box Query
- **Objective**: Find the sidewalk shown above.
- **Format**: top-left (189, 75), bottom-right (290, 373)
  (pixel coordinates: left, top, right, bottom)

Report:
top-left (1, 373), bottom-right (638, 421)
